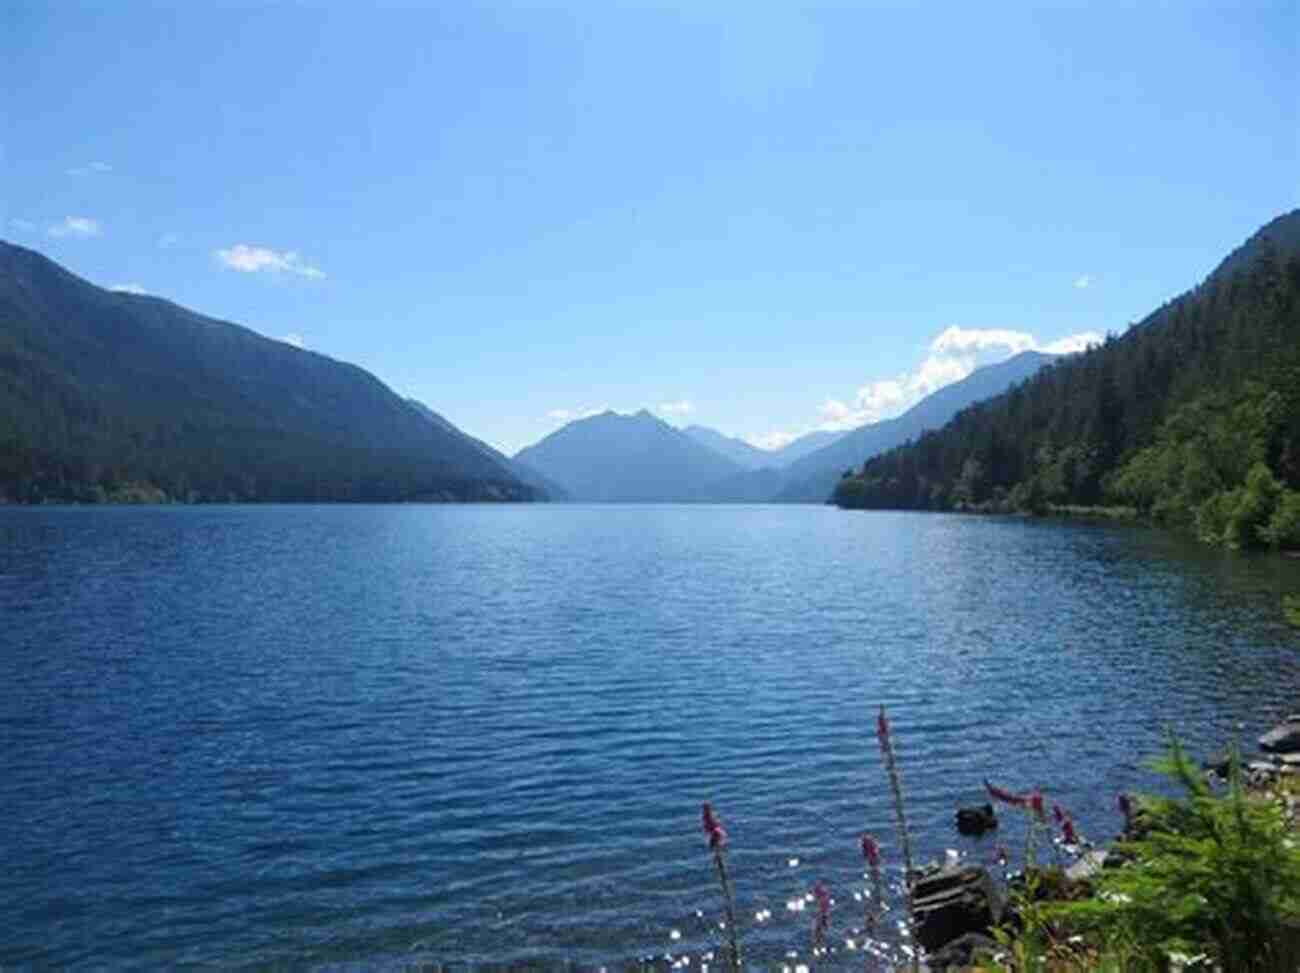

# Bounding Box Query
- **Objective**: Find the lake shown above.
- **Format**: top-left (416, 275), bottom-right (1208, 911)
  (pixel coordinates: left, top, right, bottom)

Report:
top-left (3, 504), bottom-right (1298, 969)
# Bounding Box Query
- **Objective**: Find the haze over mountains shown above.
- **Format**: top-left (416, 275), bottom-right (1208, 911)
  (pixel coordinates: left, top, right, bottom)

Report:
top-left (680, 425), bottom-right (844, 471)
top-left (513, 352), bottom-right (1057, 503)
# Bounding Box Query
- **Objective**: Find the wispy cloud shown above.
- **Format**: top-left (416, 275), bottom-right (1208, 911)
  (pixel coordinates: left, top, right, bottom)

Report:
top-left (48, 216), bottom-right (102, 238)
top-left (1073, 274), bottom-right (1092, 289)
top-left (744, 430), bottom-right (798, 451)
top-left (545, 406), bottom-right (609, 423)
top-left (110, 283), bottom-right (148, 295)
top-left (657, 399), bottom-right (694, 418)
top-left (281, 333), bottom-right (305, 349)
top-left (746, 325), bottom-right (1103, 447)
top-left (215, 244), bottom-right (326, 279)
top-left (66, 161), bottom-right (112, 177)
top-left (1040, 332), bottom-right (1100, 354)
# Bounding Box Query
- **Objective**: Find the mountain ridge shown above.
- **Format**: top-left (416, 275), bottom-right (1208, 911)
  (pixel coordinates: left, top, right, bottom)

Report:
top-left (0, 240), bottom-right (539, 502)
top-left (513, 409), bottom-right (744, 501)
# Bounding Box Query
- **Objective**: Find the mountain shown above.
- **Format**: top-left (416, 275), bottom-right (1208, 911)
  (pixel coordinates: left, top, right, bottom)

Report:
top-left (774, 351), bottom-right (1057, 502)
top-left (0, 240), bottom-right (538, 503)
top-left (407, 399), bottom-right (566, 499)
top-left (771, 429), bottom-right (846, 466)
top-left (681, 424), bottom-right (849, 472)
top-left (681, 425), bottom-right (773, 470)
top-left (681, 425), bottom-right (853, 491)
top-left (513, 409), bottom-right (743, 501)
top-left (833, 210), bottom-right (1300, 536)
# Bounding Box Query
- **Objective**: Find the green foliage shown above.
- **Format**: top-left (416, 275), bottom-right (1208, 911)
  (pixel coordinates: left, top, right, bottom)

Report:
top-left (1262, 491), bottom-right (1300, 549)
top-left (1049, 737), bottom-right (1300, 972)
top-left (1284, 595), bottom-right (1300, 628)
top-left (1223, 464), bottom-right (1283, 548)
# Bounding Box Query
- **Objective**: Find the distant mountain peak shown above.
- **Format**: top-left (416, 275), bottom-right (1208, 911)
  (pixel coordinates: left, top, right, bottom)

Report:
top-left (514, 409), bottom-right (743, 501)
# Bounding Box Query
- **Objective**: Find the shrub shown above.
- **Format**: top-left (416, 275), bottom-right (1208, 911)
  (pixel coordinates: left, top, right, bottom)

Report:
top-left (1284, 594), bottom-right (1300, 628)
top-left (1262, 490), bottom-right (1300, 549)
top-left (1049, 736), bottom-right (1300, 971)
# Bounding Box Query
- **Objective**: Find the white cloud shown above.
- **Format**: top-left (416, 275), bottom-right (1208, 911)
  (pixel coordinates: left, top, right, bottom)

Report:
top-left (744, 430), bottom-right (798, 451)
top-left (1041, 331), bottom-right (1103, 354)
top-left (750, 325), bottom-right (1103, 446)
top-left (66, 161), bottom-right (112, 176)
top-left (281, 333), bottom-right (305, 348)
top-left (215, 244), bottom-right (326, 279)
top-left (8, 218), bottom-right (37, 233)
top-left (1074, 274), bottom-right (1092, 289)
top-left (657, 399), bottom-right (694, 417)
top-left (930, 325), bottom-right (1037, 356)
top-left (47, 216), bottom-right (101, 238)
top-left (817, 398), bottom-right (854, 423)
top-left (545, 406), bottom-right (609, 423)
top-left (110, 282), bottom-right (148, 295)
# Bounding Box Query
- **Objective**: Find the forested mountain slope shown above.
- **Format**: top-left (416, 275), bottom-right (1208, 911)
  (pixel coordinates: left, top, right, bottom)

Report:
top-left (0, 241), bottom-right (538, 502)
top-left (406, 399), bottom-right (566, 499)
top-left (834, 210), bottom-right (1300, 550)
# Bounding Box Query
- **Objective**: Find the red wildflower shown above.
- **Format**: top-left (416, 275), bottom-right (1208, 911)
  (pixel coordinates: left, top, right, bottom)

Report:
top-left (1052, 802), bottom-right (1066, 825)
top-left (812, 881), bottom-right (831, 945)
top-left (984, 779), bottom-right (1028, 808)
top-left (1029, 791), bottom-right (1045, 820)
top-left (701, 802), bottom-right (727, 849)
top-left (876, 705), bottom-right (890, 747)
top-left (1062, 815), bottom-right (1079, 845)
top-left (814, 881), bottom-right (831, 915)
top-left (860, 833), bottom-right (881, 868)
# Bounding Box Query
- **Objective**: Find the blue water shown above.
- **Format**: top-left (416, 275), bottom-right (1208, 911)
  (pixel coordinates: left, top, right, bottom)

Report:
top-left (3, 504), bottom-right (1299, 969)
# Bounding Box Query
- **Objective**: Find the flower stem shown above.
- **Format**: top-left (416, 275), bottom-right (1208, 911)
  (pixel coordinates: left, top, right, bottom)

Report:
top-left (876, 706), bottom-right (919, 973)
top-left (711, 847), bottom-right (741, 973)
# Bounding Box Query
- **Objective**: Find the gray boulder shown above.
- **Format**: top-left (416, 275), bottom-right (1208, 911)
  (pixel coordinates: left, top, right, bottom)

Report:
top-left (911, 865), bottom-right (1002, 954)
top-left (955, 803), bottom-right (998, 836)
top-left (1260, 721), bottom-right (1300, 753)
top-left (924, 931), bottom-right (1000, 969)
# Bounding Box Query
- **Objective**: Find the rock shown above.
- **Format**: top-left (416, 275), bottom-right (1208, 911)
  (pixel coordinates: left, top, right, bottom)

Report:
top-left (910, 865), bottom-right (1002, 954)
top-left (924, 931), bottom-right (1000, 969)
top-left (1202, 750), bottom-right (1232, 779)
top-left (1065, 849), bottom-right (1109, 882)
top-left (955, 803), bottom-right (998, 836)
top-left (1259, 721), bottom-right (1300, 753)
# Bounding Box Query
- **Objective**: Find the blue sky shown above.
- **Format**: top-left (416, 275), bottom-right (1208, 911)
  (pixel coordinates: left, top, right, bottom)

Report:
top-left (4, 2), bottom-right (1297, 454)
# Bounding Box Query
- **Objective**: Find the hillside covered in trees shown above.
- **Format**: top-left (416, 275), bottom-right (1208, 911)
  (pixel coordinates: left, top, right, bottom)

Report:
top-left (834, 210), bottom-right (1300, 551)
top-left (0, 241), bottom-right (540, 503)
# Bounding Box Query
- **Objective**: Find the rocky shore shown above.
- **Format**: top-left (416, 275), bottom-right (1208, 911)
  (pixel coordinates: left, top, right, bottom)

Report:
top-left (907, 718), bottom-right (1300, 969)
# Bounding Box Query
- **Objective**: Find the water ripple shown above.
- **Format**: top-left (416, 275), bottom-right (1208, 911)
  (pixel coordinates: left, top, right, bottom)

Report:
top-left (1, 505), bottom-right (1298, 968)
